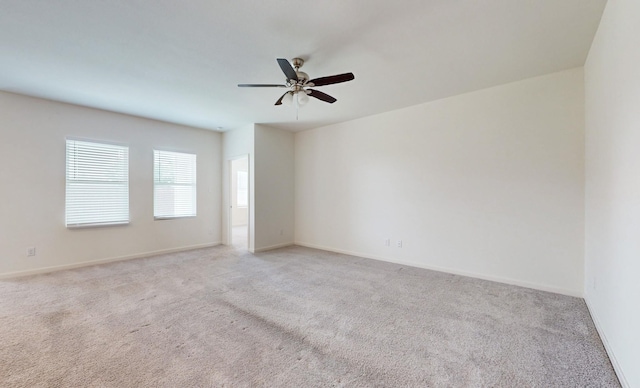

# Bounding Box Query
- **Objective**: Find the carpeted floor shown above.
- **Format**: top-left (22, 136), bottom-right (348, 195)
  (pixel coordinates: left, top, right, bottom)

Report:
top-left (0, 245), bottom-right (619, 387)
top-left (231, 225), bottom-right (248, 250)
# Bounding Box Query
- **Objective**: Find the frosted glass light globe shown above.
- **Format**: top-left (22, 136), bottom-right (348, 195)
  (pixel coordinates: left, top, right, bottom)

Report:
top-left (298, 91), bottom-right (309, 105)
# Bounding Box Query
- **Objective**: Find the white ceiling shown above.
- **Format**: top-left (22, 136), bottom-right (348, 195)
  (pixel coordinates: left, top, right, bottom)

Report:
top-left (0, 0), bottom-right (607, 132)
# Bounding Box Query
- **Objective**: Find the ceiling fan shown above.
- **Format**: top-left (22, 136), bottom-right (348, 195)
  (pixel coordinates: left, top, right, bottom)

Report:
top-left (238, 58), bottom-right (355, 106)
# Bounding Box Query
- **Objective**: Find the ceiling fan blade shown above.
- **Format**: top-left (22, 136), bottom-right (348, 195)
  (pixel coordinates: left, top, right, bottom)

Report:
top-left (274, 92), bottom-right (290, 106)
top-left (238, 84), bottom-right (287, 87)
top-left (308, 89), bottom-right (337, 104)
top-left (277, 58), bottom-right (298, 81)
top-left (308, 72), bottom-right (354, 87)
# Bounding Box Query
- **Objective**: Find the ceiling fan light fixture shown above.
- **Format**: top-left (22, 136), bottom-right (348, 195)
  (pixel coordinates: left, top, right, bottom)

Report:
top-left (238, 58), bottom-right (354, 109)
top-left (298, 91), bottom-right (309, 106)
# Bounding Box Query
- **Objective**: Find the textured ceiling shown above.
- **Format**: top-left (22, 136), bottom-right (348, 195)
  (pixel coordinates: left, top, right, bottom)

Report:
top-left (0, 0), bottom-right (607, 132)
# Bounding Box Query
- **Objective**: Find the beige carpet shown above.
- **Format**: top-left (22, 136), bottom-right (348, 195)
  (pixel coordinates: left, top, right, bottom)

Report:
top-left (231, 225), bottom-right (248, 250)
top-left (0, 245), bottom-right (619, 387)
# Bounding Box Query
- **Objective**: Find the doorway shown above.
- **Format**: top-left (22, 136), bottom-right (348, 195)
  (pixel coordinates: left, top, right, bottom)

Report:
top-left (229, 156), bottom-right (249, 249)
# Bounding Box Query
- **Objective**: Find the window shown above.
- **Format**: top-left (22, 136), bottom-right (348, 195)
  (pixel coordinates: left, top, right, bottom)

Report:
top-left (65, 139), bottom-right (129, 227)
top-left (154, 150), bottom-right (196, 219)
top-left (237, 171), bottom-right (248, 208)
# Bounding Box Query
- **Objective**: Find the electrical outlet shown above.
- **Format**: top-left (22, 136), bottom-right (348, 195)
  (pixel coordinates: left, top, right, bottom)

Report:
top-left (27, 246), bottom-right (36, 257)
top-left (384, 239), bottom-right (390, 246)
top-left (397, 240), bottom-right (402, 248)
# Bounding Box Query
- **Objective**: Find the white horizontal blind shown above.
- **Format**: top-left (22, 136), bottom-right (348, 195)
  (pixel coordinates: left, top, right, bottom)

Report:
top-left (66, 139), bottom-right (129, 227)
top-left (154, 150), bottom-right (197, 219)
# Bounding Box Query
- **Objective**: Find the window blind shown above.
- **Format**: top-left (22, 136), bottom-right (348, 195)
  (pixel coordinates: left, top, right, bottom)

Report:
top-left (154, 150), bottom-right (197, 219)
top-left (65, 139), bottom-right (129, 227)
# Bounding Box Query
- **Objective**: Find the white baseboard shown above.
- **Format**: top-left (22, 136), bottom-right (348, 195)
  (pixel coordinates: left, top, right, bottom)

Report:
top-left (294, 241), bottom-right (583, 298)
top-left (0, 242), bottom-right (222, 280)
top-left (254, 242), bottom-right (294, 253)
top-left (584, 296), bottom-right (629, 388)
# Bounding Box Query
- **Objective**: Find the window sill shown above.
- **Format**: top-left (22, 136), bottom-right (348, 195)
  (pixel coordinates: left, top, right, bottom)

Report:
top-left (66, 221), bottom-right (130, 229)
top-left (154, 215), bottom-right (197, 220)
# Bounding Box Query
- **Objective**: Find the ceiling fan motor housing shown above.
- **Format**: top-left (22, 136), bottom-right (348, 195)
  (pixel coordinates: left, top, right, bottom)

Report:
top-left (295, 71), bottom-right (309, 83)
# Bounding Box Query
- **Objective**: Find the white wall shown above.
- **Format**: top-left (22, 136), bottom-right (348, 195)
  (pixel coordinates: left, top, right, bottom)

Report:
top-left (222, 124), bottom-right (294, 252)
top-left (254, 124), bottom-right (295, 251)
top-left (222, 124), bottom-right (254, 251)
top-left (295, 68), bottom-right (585, 296)
top-left (584, 0), bottom-right (640, 386)
top-left (0, 91), bottom-right (221, 277)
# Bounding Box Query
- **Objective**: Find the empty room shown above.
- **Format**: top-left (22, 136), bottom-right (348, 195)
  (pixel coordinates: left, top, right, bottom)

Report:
top-left (1, 0), bottom-right (638, 386)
